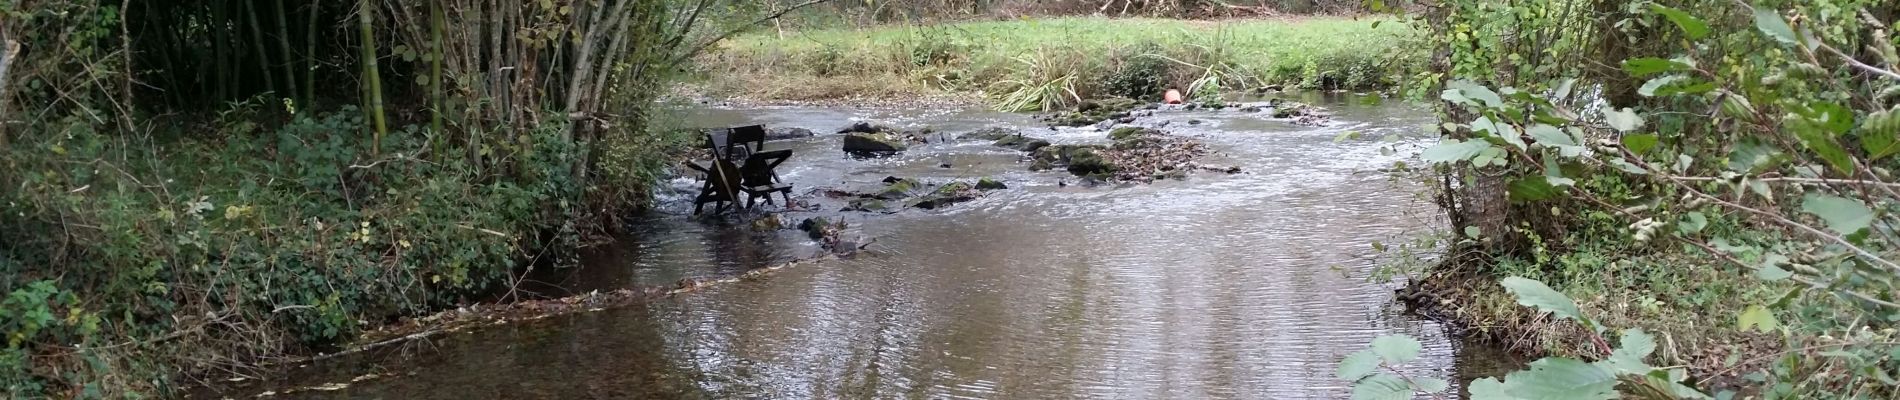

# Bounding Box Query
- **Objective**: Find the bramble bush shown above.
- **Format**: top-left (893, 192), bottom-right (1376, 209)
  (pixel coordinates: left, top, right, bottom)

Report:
top-left (1353, 0), bottom-right (1900, 397)
top-left (0, 103), bottom-right (586, 394)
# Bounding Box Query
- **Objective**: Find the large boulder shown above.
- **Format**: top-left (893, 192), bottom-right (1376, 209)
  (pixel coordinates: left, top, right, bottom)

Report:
top-left (843, 133), bottom-right (908, 155)
top-left (992, 135), bottom-right (1051, 152)
top-left (838, 121), bottom-right (897, 134)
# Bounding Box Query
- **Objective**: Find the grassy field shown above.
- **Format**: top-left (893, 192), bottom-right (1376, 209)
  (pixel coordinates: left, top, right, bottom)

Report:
top-left (696, 16), bottom-right (1418, 109)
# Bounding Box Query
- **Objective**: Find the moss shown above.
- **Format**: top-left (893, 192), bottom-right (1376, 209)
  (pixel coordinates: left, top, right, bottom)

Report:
top-left (1109, 127), bottom-right (1146, 141)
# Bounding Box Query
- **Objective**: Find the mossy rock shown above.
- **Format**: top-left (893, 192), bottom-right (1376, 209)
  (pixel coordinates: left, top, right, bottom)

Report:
top-left (1066, 150), bottom-right (1116, 176)
top-left (1031, 145), bottom-right (1117, 177)
top-left (909, 181), bottom-right (978, 210)
top-left (843, 133), bottom-right (908, 155)
top-left (976, 178), bottom-right (1007, 190)
top-left (1109, 127), bottom-right (1148, 141)
top-left (873, 178), bottom-right (919, 200)
top-left (960, 127), bottom-right (1020, 141)
top-left (798, 217), bottom-right (835, 239)
top-left (993, 135), bottom-right (1051, 152)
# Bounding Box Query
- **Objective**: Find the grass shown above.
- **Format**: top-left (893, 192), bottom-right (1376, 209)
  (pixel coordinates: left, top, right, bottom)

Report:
top-left (697, 16), bottom-right (1419, 109)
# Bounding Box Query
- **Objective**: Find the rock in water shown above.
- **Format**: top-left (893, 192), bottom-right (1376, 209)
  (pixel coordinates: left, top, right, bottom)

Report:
top-left (765, 127), bottom-right (816, 140)
top-left (909, 181), bottom-right (978, 210)
top-left (843, 133), bottom-right (908, 156)
top-left (976, 178), bottom-right (1008, 190)
top-left (992, 135), bottom-right (1051, 152)
top-left (959, 127), bottom-right (1020, 141)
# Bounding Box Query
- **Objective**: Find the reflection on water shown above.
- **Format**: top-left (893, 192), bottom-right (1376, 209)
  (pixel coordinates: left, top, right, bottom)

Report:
top-left (218, 93), bottom-right (1500, 399)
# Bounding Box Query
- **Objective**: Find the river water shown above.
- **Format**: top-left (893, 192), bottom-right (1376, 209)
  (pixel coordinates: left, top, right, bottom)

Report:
top-left (214, 93), bottom-right (1519, 399)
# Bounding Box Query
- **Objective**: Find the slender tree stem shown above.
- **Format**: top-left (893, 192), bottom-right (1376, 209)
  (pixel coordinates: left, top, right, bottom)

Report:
top-left (358, 0), bottom-right (388, 154)
top-left (275, 0), bottom-right (299, 104)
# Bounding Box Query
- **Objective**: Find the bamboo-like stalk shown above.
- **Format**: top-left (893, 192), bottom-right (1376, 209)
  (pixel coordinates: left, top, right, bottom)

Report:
top-left (305, 0), bottom-right (322, 109)
top-left (274, 0), bottom-right (299, 104)
top-left (213, 0), bottom-right (230, 101)
top-left (358, 0), bottom-right (388, 154)
top-left (245, 0), bottom-right (277, 95)
top-left (431, 0), bottom-right (445, 137)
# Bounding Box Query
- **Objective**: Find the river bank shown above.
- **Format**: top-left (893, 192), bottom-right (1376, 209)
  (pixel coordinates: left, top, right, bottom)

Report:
top-left (693, 16), bottom-right (1418, 110)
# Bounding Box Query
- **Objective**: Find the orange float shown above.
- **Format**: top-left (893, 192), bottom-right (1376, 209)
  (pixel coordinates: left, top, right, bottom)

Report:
top-left (1164, 89), bottom-right (1183, 104)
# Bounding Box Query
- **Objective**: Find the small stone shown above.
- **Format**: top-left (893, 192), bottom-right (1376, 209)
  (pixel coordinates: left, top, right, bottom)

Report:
top-left (976, 178), bottom-right (1007, 190)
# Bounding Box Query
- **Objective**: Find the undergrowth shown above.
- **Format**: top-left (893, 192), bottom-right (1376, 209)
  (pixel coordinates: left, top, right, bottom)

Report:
top-left (698, 16), bottom-right (1420, 110)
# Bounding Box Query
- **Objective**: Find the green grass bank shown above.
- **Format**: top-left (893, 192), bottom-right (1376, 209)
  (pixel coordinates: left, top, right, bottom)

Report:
top-left (696, 16), bottom-right (1419, 109)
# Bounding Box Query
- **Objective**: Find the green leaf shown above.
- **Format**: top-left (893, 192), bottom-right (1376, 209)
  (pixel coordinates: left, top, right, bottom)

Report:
top-left (1509, 176), bottom-right (1563, 202)
top-left (1527, 124), bottom-right (1576, 147)
top-left (1727, 139), bottom-right (1782, 172)
top-left (1469, 378), bottom-right (1515, 400)
top-left (1677, 212), bottom-right (1708, 234)
top-left (1603, 107), bottom-right (1644, 132)
top-left (1623, 134), bottom-right (1658, 155)
top-left (1503, 358), bottom-right (1619, 400)
top-left (1337, 350), bottom-right (1381, 381)
top-left (1622, 58), bottom-right (1690, 77)
top-left (1351, 374), bottom-right (1412, 400)
top-left (1370, 334), bottom-right (1422, 364)
top-left (1639, 75), bottom-right (1687, 97)
top-left (1651, 5), bottom-right (1711, 39)
top-left (1862, 107), bottom-right (1900, 160)
top-left (1800, 193), bottom-right (1874, 237)
top-left (1464, 226), bottom-right (1483, 239)
top-left (1755, 263), bottom-right (1793, 281)
top-left (1738, 305), bottom-right (1779, 333)
top-left (1599, 329), bottom-right (1658, 374)
top-left (1421, 139), bottom-right (1492, 163)
top-left (1609, 159), bottom-right (1650, 175)
top-left (1793, 122), bottom-right (1854, 175)
top-left (1448, 80), bottom-right (1504, 108)
top-left (1753, 8), bottom-right (1799, 46)
top-left (1500, 277), bottom-right (1583, 322)
top-left (1414, 377), bottom-right (1449, 394)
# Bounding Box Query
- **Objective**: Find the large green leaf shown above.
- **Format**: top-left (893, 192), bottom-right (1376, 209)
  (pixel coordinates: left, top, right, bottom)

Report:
top-left (1738, 305), bottom-right (1779, 333)
top-left (1753, 8), bottom-right (1799, 46)
top-left (1623, 134), bottom-right (1659, 155)
top-left (1862, 107), bottom-right (1900, 160)
top-left (1622, 58), bottom-right (1691, 77)
top-left (1370, 334), bottom-right (1422, 364)
top-left (1598, 329), bottom-right (1657, 374)
top-left (1469, 378), bottom-right (1515, 400)
top-left (1603, 107), bottom-right (1644, 132)
top-left (1421, 139), bottom-right (1492, 163)
top-left (1337, 350), bottom-right (1381, 381)
top-left (1727, 139), bottom-right (1782, 172)
top-left (1638, 75), bottom-right (1687, 97)
top-left (1504, 358), bottom-right (1620, 400)
top-left (1500, 277), bottom-right (1583, 322)
top-left (1414, 377), bottom-right (1449, 394)
top-left (1448, 80), bottom-right (1505, 108)
top-left (1651, 5), bottom-right (1711, 39)
top-left (1800, 193), bottom-right (1874, 237)
top-left (1509, 176), bottom-right (1563, 202)
top-left (1351, 374), bottom-right (1412, 400)
top-left (1792, 120), bottom-right (1855, 175)
top-left (1677, 212), bottom-right (1708, 234)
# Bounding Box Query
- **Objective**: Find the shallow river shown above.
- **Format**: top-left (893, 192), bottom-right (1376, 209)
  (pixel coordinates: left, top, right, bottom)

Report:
top-left (219, 93), bottom-right (1517, 399)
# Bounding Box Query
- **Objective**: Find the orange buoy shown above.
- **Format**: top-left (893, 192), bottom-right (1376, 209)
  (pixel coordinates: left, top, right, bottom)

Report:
top-left (1163, 89), bottom-right (1184, 104)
